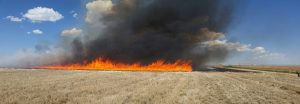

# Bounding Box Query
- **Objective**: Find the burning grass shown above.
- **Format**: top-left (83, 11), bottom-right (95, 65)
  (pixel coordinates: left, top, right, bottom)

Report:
top-left (34, 58), bottom-right (192, 72)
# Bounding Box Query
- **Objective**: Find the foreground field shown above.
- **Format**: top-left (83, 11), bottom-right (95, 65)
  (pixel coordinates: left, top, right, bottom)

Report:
top-left (0, 69), bottom-right (300, 104)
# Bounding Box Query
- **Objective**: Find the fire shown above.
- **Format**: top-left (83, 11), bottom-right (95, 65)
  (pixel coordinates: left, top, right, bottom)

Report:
top-left (35, 58), bottom-right (192, 72)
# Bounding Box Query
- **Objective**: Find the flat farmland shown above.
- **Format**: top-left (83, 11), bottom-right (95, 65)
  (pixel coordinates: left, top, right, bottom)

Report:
top-left (0, 69), bottom-right (299, 104)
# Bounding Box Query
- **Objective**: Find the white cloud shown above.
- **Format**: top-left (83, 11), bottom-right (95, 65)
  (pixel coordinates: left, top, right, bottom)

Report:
top-left (73, 13), bottom-right (78, 18)
top-left (252, 47), bottom-right (266, 54)
top-left (61, 28), bottom-right (82, 37)
top-left (70, 10), bottom-right (78, 18)
top-left (32, 29), bottom-right (43, 35)
top-left (23, 7), bottom-right (63, 22)
top-left (85, 0), bottom-right (113, 24)
top-left (5, 16), bottom-right (24, 22)
top-left (82, 0), bottom-right (114, 41)
top-left (203, 40), bottom-right (269, 55)
top-left (203, 40), bottom-right (252, 52)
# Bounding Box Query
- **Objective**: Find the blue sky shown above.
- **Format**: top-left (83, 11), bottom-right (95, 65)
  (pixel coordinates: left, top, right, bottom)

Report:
top-left (229, 0), bottom-right (300, 54)
top-left (0, 0), bottom-right (299, 65)
top-left (227, 0), bottom-right (300, 64)
top-left (0, 0), bottom-right (84, 55)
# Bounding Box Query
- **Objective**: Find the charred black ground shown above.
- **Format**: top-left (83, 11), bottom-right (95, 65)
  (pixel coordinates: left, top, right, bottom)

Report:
top-left (70, 0), bottom-right (235, 70)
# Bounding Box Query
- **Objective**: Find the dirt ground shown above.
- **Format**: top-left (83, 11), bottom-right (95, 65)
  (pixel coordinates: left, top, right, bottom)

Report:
top-left (0, 69), bottom-right (300, 104)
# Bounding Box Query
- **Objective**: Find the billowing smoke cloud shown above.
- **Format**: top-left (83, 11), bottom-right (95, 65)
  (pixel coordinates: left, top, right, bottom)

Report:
top-left (64, 0), bottom-right (236, 69)
top-left (0, 0), bottom-right (289, 69)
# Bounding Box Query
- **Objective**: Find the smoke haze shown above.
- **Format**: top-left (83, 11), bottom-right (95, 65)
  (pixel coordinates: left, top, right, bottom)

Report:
top-left (67, 0), bottom-right (236, 69)
top-left (0, 0), bottom-right (243, 70)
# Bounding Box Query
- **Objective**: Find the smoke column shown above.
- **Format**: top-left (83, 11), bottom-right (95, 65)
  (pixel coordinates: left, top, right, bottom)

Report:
top-left (66, 0), bottom-right (235, 70)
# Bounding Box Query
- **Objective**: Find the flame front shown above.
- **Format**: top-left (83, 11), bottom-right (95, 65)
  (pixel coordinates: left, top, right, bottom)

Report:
top-left (35, 58), bottom-right (192, 72)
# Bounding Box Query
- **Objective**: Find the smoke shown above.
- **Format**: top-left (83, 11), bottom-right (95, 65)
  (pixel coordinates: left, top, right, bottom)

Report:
top-left (66, 0), bottom-right (236, 69)
top-left (0, 43), bottom-right (70, 68)
top-left (0, 0), bottom-right (238, 70)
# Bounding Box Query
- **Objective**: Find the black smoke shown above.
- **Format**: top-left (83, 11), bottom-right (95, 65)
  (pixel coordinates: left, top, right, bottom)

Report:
top-left (70, 0), bottom-right (236, 70)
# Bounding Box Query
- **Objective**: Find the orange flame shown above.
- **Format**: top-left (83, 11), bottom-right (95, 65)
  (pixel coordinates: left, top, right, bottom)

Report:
top-left (35, 58), bottom-right (192, 72)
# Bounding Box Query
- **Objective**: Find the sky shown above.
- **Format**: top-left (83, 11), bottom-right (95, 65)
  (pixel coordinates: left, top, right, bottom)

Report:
top-left (0, 0), bottom-right (299, 65)
top-left (226, 0), bottom-right (300, 65)
top-left (0, 0), bottom-right (85, 56)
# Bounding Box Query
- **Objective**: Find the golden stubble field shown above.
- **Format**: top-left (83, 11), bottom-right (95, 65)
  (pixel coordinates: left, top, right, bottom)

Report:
top-left (0, 69), bottom-right (300, 104)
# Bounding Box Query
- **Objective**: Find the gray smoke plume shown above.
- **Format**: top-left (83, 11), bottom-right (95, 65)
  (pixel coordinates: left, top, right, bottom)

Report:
top-left (67, 0), bottom-right (236, 70)
top-left (0, 0), bottom-right (237, 70)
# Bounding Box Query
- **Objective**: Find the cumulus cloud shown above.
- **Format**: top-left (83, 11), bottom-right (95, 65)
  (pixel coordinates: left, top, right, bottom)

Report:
top-left (5, 16), bottom-right (24, 22)
top-left (70, 11), bottom-right (78, 18)
top-left (203, 40), bottom-right (252, 52)
top-left (32, 29), bottom-right (43, 35)
top-left (81, 0), bottom-right (114, 41)
top-left (61, 28), bottom-right (82, 37)
top-left (85, 0), bottom-right (113, 25)
top-left (203, 40), bottom-right (267, 54)
top-left (23, 7), bottom-right (63, 22)
top-left (252, 47), bottom-right (266, 54)
top-left (73, 13), bottom-right (78, 18)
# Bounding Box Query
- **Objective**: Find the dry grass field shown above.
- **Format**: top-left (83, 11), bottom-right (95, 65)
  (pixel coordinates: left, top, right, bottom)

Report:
top-left (0, 68), bottom-right (300, 104)
top-left (223, 65), bottom-right (300, 73)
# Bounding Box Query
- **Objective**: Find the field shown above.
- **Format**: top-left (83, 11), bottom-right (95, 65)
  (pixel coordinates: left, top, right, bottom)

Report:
top-left (0, 68), bottom-right (300, 104)
top-left (221, 65), bottom-right (300, 73)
